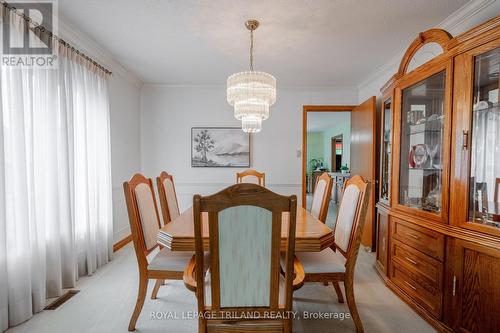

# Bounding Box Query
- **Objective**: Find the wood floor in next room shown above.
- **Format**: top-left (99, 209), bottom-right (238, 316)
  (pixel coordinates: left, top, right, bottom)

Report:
top-left (6, 244), bottom-right (436, 333)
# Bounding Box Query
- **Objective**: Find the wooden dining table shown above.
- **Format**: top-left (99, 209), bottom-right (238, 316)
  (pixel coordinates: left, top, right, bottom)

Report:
top-left (157, 206), bottom-right (334, 252)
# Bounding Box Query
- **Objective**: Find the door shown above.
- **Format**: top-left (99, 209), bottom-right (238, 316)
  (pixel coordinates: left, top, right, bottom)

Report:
top-left (449, 40), bottom-right (500, 238)
top-left (392, 60), bottom-right (453, 224)
top-left (351, 96), bottom-right (377, 248)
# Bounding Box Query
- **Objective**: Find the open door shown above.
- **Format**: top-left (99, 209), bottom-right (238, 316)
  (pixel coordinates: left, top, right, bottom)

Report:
top-left (350, 96), bottom-right (377, 249)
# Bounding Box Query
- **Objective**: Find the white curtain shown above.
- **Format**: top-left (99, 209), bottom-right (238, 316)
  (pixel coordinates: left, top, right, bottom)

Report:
top-left (0, 8), bottom-right (113, 331)
top-left (471, 106), bottom-right (500, 200)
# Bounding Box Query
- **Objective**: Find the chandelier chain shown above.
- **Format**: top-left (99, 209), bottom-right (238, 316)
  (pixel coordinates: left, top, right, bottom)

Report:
top-left (250, 29), bottom-right (254, 71)
top-left (228, 19), bottom-right (276, 133)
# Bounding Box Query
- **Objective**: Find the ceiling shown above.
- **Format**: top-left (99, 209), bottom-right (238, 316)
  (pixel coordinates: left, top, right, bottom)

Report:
top-left (58, 0), bottom-right (469, 86)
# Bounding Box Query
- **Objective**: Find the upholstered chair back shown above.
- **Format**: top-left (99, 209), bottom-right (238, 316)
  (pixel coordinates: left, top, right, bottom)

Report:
top-left (332, 175), bottom-right (371, 261)
top-left (123, 174), bottom-right (162, 267)
top-left (310, 172), bottom-right (333, 223)
top-left (218, 205), bottom-right (273, 306)
top-left (156, 171), bottom-right (180, 224)
top-left (334, 184), bottom-right (361, 253)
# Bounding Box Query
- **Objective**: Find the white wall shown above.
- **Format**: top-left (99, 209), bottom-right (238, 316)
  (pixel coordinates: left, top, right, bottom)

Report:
top-left (57, 17), bottom-right (143, 244)
top-left (306, 132), bottom-right (324, 172)
top-left (60, 0), bottom-right (500, 243)
top-left (358, 0), bottom-right (500, 103)
top-left (140, 85), bottom-right (358, 209)
top-left (108, 75), bottom-right (142, 243)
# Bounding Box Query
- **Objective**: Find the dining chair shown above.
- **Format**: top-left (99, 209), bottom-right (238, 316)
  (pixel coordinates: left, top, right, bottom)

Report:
top-left (310, 172), bottom-right (333, 223)
top-left (123, 173), bottom-right (193, 331)
top-left (183, 183), bottom-right (301, 333)
top-left (153, 171), bottom-right (182, 298)
top-left (236, 169), bottom-right (266, 186)
top-left (156, 171), bottom-right (181, 224)
top-left (293, 175), bottom-right (371, 333)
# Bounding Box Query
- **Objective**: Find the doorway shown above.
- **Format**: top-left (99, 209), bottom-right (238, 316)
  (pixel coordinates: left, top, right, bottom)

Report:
top-left (331, 134), bottom-right (343, 172)
top-left (302, 97), bottom-right (377, 249)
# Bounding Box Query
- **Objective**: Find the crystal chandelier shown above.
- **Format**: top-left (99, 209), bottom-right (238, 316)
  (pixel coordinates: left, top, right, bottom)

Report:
top-left (227, 19), bottom-right (276, 133)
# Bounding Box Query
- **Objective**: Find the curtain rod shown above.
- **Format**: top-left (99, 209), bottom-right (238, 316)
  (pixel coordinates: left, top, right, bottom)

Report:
top-left (1, 1), bottom-right (112, 75)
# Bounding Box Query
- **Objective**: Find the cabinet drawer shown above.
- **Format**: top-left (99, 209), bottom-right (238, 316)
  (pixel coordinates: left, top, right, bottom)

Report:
top-left (392, 218), bottom-right (444, 261)
top-left (392, 239), bottom-right (443, 290)
top-left (391, 260), bottom-right (442, 318)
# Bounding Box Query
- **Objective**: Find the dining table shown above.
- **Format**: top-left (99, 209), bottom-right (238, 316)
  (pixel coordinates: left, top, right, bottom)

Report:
top-left (157, 206), bottom-right (334, 252)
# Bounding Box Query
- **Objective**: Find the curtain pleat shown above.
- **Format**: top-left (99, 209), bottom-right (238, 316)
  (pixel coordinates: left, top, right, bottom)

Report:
top-left (0, 8), bottom-right (113, 331)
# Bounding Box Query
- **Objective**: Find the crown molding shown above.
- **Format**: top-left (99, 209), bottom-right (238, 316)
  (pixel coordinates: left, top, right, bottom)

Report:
top-left (357, 0), bottom-right (497, 95)
top-left (439, 0), bottom-right (496, 32)
top-left (55, 14), bottom-right (144, 88)
top-left (142, 82), bottom-right (358, 91)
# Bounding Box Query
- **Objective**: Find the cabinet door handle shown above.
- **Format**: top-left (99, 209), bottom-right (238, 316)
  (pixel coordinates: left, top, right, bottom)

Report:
top-left (452, 275), bottom-right (457, 296)
top-left (462, 130), bottom-right (469, 150)
top-left (408, 233), bottom-right (420, 240)
top-left (404, 280), bottom-right (417, 291)
top-left (405, 257), bottom-right (418, 265)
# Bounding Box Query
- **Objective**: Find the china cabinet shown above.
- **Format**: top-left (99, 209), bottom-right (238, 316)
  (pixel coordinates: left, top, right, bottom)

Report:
top-left (375, 16), bottom-right (500, 332)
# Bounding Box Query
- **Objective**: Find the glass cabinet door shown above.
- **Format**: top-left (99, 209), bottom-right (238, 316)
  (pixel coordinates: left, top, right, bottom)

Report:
top-left (380, 99), bottom-right (392, 203)
top-left (469, 47), bottom-right (500, 228)
top-left (399, 71), bottom-right (446, 213)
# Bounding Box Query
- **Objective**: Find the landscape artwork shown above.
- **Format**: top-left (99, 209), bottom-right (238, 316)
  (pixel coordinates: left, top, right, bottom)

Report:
top-left (191, 127), bottom-right (250, 167)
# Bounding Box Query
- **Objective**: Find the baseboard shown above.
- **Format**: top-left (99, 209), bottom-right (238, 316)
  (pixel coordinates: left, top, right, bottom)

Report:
top-left (113, 234), bottom-right (132, 252)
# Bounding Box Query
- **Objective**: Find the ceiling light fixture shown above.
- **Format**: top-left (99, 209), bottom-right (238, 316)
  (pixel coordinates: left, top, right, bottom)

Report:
top-left (227, 19), bottom-right (276, 133)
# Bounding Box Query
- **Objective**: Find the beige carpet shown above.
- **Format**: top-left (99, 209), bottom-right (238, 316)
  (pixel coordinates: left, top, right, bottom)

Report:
top-left (6, 244), bottom-right (435, 333)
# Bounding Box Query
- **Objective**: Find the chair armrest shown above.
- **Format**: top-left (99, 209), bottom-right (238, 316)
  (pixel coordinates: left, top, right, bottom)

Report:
top-left (292, 256), bottom-right (305, 291)
top-left (183, 255), bottom-right (196, 292)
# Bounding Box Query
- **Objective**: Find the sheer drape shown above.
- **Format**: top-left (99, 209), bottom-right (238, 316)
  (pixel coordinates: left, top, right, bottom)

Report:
top-left (0, 9), bottom-right (112, 331)
top-left (471, 106), bottom-right (500, 200)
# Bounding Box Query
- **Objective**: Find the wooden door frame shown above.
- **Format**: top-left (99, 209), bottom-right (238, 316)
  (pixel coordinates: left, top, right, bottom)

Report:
top-left (302, 105), bottom-right (355, 208)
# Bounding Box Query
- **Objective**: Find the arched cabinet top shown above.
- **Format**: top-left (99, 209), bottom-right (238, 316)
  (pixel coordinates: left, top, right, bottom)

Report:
top-left (397, 29), bottom-right (453, 76)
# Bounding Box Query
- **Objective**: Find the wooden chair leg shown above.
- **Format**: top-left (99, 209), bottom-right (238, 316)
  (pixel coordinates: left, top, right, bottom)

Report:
top-left (345, 279), bottom-right (364, 333)
top-left (128, 274), bottom-right (148, 331)
top-left (333, 281), bottom-right (345, 303)
top-left (151, 279), bottom-right (164, 299)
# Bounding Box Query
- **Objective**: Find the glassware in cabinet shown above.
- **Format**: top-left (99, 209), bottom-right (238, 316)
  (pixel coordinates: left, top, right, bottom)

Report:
top-left (398, 71), bottom-right (446, 213)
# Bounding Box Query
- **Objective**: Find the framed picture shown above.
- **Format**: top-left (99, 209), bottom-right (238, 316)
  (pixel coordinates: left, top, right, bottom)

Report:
top-left (191, 127), bottom-right (250, 167)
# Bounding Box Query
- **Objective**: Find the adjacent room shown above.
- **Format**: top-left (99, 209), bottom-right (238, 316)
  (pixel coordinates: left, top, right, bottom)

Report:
top-left (1, 1), bottom-right (499, 333)
top-left (305, 111), bottom-right (352, 226)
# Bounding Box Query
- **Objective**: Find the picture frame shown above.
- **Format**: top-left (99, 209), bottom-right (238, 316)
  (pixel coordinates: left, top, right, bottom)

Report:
top-left (191, 127), bottom-right (250, 168)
